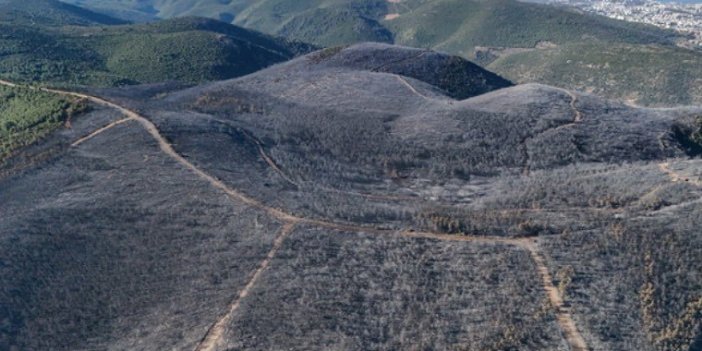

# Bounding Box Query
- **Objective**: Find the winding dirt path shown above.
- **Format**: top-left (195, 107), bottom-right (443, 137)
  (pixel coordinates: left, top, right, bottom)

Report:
top-left (205, 116), bottom-right (417, 201)
top-left (659, 162), bottom-right (702, 187)
top-left (559, 88), bottom-right (583, 124)
top-left (0, 79), bottom-right (17, 87)
top-left (370, 50), bottom-right (428, 72)
top-left (0, 79), bottom-right (589, 351)
top-left (237, 127), bottom-right (300, 188)
top-left (521, 240), bottom-right (589, 351)
top-left (522, 88), bottom-right (583, 176)
top-left (366, 50), bottom-right (436, 101)
top-left (71, 117), bottom-right (135, 147)
top-left (386, 0), bottom-right (411, 17)
top-left (395, 75), bottom-right (428, 100)
top-left (245, 124), bottom-right (417, 202)
top-left (195, 221), bottom-right (298, 351)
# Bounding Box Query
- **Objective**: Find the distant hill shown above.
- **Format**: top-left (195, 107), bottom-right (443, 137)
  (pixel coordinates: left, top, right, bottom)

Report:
top-left (64, 0), bottom-right (161, 22)
top-left (62, 0), bottom-right (678, 47)
top-left (0, 7), bottom-right (314, 86)
top-left (388, 0), bottom-right (675, 51)
top-left (0, 0), bottom-right (127, 26)
top-left (487, 41), bottom-right (702, 106)
top-left (58, 0), bottom-right (702, 106)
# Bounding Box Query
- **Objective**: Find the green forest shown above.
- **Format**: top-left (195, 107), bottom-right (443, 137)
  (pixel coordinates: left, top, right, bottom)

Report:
top-left (0, 85), bottom-right (85, 161)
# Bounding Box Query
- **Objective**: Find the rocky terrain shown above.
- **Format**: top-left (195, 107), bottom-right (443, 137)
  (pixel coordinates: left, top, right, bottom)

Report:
top-left (1, 43), bottom-right (701, 350)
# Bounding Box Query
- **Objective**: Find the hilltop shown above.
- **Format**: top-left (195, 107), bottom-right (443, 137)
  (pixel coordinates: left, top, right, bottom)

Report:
top-left (59, 0), bottom-right (702, 106)
top-left (305, 43), bottom-right (513, 99)
top-left (2, 43), bottom-right (701, 350)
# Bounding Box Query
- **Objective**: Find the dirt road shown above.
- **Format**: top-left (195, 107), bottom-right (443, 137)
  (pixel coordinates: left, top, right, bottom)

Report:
top-left (0, 79), bottom-right (590, 351)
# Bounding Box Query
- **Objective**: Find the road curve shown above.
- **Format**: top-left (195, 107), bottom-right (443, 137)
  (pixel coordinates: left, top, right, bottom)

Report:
top-left (0, 79), bottom-right (590, 351)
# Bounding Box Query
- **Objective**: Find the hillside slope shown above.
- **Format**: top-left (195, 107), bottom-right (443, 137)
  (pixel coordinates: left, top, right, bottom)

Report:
top-left (58, 0), bottom-right (702, 106)
top-left (487, 41), bottom-right (702, 106)
top-left (0, 83), bottom-right (86, 162)
top-left (307, 43), bottom-right (513, 99)
top-left (0, 0), bottom-right (127, 26)
top-left (385, 0), bottom-right (674, 51)
top-left (0, 3), bottom-right (314, 87)
top-left (61, 0), bottom-right (676, 46)
top-left (2, 44), bottom-right (701, 350)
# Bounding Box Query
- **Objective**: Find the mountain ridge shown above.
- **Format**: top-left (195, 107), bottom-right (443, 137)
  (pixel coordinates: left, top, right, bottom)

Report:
top-left (54, 0), bottom-right (702, 106)
top-left (0, 0), bottom-right (127, 26)
top-left (0, 10), bottom-right (315, 87)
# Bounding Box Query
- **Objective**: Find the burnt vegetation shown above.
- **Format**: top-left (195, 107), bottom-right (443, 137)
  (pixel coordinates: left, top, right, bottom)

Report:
top-left (1, 26), bottom-right (701, 351)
